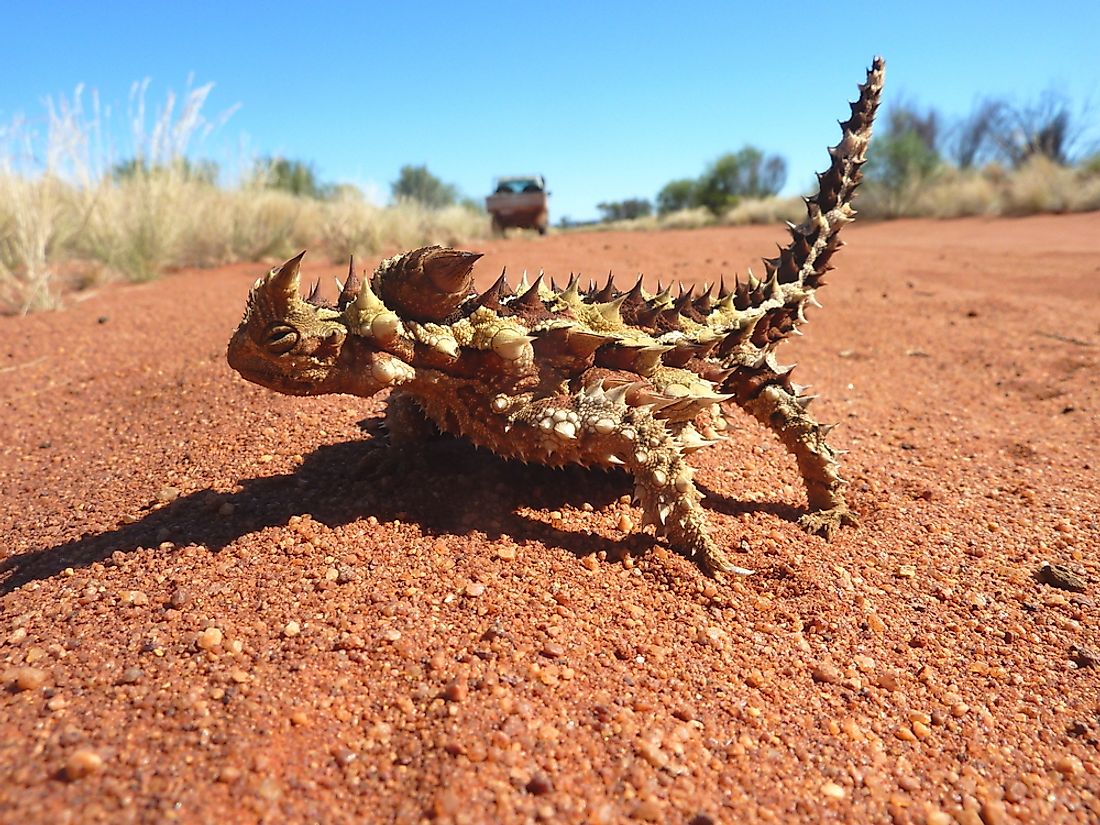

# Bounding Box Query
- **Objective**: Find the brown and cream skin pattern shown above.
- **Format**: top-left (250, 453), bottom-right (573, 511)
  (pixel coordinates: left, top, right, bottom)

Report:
top-left (227, 57), bottom-right (885, 576)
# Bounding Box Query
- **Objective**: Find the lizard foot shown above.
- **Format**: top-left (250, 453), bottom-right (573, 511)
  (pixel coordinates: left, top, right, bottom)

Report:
top-left (798, 506), bottom-right (859, 539)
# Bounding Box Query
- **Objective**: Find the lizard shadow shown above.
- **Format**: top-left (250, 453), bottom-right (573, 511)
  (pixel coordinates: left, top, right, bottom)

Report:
top-left (0, 436), bottom-right (787, 596)
top-left (695, 482), bottom-right (804, 525)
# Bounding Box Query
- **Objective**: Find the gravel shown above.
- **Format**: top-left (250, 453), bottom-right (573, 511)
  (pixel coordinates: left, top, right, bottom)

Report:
top-left (1, 218), bottom-right (1099, 822)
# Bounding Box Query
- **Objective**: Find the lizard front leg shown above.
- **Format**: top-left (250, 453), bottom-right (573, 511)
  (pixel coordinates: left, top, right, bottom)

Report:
top-left (505, 384), bottom-right (753, 576)
top-left (358, 390), bottom-right (440, 478)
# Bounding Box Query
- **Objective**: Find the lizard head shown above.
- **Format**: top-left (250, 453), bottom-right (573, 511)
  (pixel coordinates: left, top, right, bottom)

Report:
top-left (228, 253), bottom-right (414, 397)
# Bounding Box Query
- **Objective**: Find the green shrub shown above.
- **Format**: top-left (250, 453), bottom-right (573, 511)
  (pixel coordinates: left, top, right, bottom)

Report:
top-left (597, 198), bottom-right (652, 222)
top-left (656, 178), bottom-right (696, 215)
top-left (391, 165), bottom-right (458, 209)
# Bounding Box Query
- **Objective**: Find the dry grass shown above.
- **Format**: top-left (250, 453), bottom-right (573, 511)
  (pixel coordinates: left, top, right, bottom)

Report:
top-left (860, 157), bottom-right (1100, 220)
top-left (318, 196), bottom-right (489, 259)
top-left (721, 195), bottom-right (804, 226)
top-left (568, 199), bottom-right (803, 234)
top-left (0, 171), bottom-right (490, 312)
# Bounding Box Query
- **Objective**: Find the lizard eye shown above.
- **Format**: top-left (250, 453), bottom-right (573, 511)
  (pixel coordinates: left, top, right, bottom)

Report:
top-left (265, 323), bottom-right (299, 354)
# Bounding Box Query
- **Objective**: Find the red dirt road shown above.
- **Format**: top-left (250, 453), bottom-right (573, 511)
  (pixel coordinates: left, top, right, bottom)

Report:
top-left (1, 215), bottom-right (1098, 823)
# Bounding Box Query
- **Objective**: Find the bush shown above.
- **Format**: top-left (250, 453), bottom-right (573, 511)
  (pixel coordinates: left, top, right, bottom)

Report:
top-left (655, 148), bottom-right (786, 217)
top-left (656, 179), bottom-right (696, 215)
top-left (694, 148), bottom-right (787, 215)
top-left (597, 198), bottom-right (652, 222)
top-left (391, 165), bottom-right (458, 209)
top-left (249, 157), bottom-right (334, 199)
top-left (859, 101), bottom-right (945, 218)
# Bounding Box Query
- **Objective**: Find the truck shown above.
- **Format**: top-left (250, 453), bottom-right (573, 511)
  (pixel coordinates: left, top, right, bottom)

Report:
top-left (485, 175), bottom-right (549, 235)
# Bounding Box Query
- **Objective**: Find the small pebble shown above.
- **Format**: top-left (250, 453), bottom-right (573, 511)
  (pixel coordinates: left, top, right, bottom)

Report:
top-left (169, 588), bottom-right (192, 609)
top-left (64, 749), bottom-right (104, 781)
top-left (497, 546), bottom-right (517, 561)
top-left (283, 621), bottom-right (301, 637)
top-left (525, 773), bottom-right (553, 796)
top-left (443, 679), bottom-right (468, 702)
top-left (875, 673), bottom-right (901, 692)
top-left (980, 798), bottom-right (1008, 825)
top-left (617, 514), bottom-right (635, 533)
top-left (820, 781), bottom-right (846, 800)
top-left (1037, 562), bottom-right (1086, 593)
top-left (464, 582), bottom-right (486, 598)
top-left (632, 799), bottom-right (662, 820)
top-left (197, 627), bottom-right (223, 650)
top-left (541, 642), bottom-right (566, 659)
top-left (119, 667), bottom-right (143, 685)
top-left (9, 667), bottom-right (48, 691)
top-left (1053, 754), bottom-right (1084, 776)
top-left (1070, 646), bottom-right (1098, 668)
top-left (256, 776), bottom-right (281, 801)
top-left (332, 748), bottom-right (357, 767)
top-left (811, 663), bottom-right (842, 685)
top-left (155, 486), bottom-right (181, 503)
top-left (7, 627), bottom-right (27, 645)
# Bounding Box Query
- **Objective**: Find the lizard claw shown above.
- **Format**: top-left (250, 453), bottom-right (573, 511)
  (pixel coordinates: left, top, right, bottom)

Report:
top-left (798, 506), bottom-right (860, 539)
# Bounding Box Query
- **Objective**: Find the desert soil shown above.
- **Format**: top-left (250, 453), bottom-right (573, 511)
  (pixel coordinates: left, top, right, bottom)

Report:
top-left (1, 214), bottom-right (1098, 824)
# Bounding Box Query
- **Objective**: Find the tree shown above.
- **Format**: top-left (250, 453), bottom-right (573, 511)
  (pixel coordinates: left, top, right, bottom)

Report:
top-left (656, 178), bottom-right (696, 215)
top-left (111, 157), bottom-right (219, 184)
top-left (988, 91), bottom-right (1079, 167)
top-left (693, 147), bottom-right (787, 215)
top-left (250, 157), bottom-right (330, 198)
top-left (951, 99), bottom-right (1003, 169)
top-left (863, 103), bottom-right (943, 217)
top-left (596, 198), bottom-right (652, 222)
top-left (391, 164), bottom-right (458, 208)
top-left (949, 92), bottom-right (1087, 170)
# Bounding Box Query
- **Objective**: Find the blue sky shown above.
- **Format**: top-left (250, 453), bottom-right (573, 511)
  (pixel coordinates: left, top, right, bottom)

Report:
top-left (4, 1), bottom-right (1098, 221)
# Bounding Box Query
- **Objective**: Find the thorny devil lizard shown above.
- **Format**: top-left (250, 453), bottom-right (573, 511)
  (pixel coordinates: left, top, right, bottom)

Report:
top-left (228, 58), bottom-right (884, 577)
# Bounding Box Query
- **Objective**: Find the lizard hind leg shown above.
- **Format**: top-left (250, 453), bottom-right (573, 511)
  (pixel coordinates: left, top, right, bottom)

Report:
top-left (508, 383), bottom-right (753, 577)
top-left (728, 370), bottom-right (858, 538)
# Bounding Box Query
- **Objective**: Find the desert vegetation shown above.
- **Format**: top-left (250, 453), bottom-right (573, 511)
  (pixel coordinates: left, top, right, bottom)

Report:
top-left (590, 90), bottom-right (1099, 233)
top-left (0, 84), bottom-right (486, 314)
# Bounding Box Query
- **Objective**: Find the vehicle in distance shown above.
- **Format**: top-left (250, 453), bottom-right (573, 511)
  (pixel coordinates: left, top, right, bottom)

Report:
top-left (485, 175), bottom-right (549, 235)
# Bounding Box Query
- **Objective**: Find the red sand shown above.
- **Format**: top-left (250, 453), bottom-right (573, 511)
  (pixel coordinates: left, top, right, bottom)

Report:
top-left (1, 214), bottom-right (1098, 823)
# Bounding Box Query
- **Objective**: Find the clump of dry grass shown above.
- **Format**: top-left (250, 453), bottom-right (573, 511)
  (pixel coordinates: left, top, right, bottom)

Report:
top-left (0, 173), bottom-right (73, 312)
top-left (721, 195), bottom-right (804, 226)
top-left (318, 197), bottom-right (489, 259)
top-left (568, 199), bottom-right (803, 234)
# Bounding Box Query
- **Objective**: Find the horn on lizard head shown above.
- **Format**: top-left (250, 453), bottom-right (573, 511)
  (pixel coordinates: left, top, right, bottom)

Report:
top-left (267, 251), bottom-right (305, 313)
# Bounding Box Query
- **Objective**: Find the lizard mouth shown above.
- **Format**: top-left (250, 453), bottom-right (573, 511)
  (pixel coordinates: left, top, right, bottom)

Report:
top-left (226, 339), bottom-right (323, 396)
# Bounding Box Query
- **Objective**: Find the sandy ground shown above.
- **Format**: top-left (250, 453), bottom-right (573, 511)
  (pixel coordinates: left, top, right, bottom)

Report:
top-left (1, 214), bottom-right (1098, 824)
